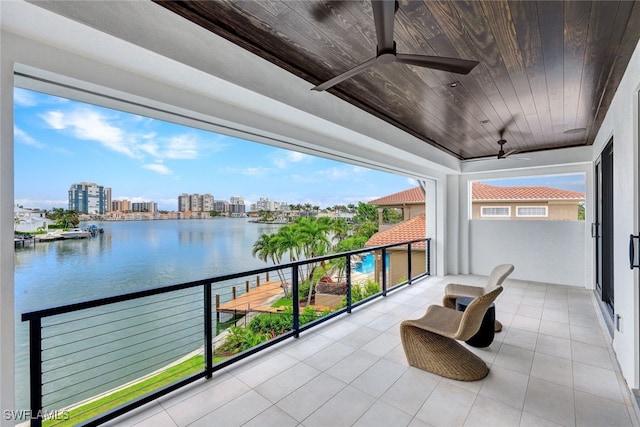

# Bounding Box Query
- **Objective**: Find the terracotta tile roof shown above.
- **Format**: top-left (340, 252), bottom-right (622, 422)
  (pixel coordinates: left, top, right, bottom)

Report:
top-left (365, 214), bottom-right (426, 248)
top-left (472, 182), bottom-right (585, 201)
top-left (368, 186), bottom-right (425, 206)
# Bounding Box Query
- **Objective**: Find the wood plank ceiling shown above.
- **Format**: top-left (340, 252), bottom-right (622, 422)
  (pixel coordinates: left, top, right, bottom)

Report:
top-left (155, 0), bottom-right (640, 160)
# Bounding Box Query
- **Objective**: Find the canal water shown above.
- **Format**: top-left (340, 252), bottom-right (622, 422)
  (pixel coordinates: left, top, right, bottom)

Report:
top-left (14, 218), bottom-right (283, 413)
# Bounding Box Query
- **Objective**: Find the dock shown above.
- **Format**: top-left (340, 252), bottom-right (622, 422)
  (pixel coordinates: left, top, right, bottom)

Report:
top-left (217, 280), bottom-right (286, 314)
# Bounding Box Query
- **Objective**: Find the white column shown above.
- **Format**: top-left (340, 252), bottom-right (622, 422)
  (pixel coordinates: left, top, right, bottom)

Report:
top-left (0, 24), bottom-right (16, 426)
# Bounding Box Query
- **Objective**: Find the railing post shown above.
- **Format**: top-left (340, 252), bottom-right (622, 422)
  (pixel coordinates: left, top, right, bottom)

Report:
top-left (204, 284), bottom-right (213, 379)
top-left (29, 318), bottom-right (43, 427)
top-left (292, 266), bottom-right (300, 338)
top-left (215, 294), bottom-right (220, 324)
top-left (381, 248), bottom-right (387, 296)
top-left (345, 255), bottom-right (352, 313)
top-left (407, 243), bottom-right (412, 285)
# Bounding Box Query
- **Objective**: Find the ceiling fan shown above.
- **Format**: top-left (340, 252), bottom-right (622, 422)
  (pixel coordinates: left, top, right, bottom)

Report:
top-left (312, 0), bottom-right (480, 91)
top-left (494, 121), bottom-right (528, 160)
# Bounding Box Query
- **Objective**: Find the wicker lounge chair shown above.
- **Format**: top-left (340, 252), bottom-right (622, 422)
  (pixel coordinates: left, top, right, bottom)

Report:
top-left (442, 264), bottom-right (514, 332)
top-left (400, 286), bottom-right (503, 381)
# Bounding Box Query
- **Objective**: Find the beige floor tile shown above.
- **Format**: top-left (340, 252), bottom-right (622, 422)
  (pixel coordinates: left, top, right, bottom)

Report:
top-left (574, 390), bottom-right (632, 426)
top-left (536, 334), bottom-right (572, 360)
top-left (243, 405), bottom-right (298, 427)
top-left (573, 361), bottom-right (624, 403)
top-left (415, 382), bottom-right (476, 427)
top-left (301, 385), bottom-right (376, 427)
top-left (463, 395), bottom-right (522, 427)
top-left (479, 365), bottom-right (529, 409)
top-left (523, 377), bottom-right (575, 427)
top-left (493, 344), bottom-right (535, 375)
top-left (380, 368), bottom-right (440, 416)
top-left (352, 400), bottom-right (413, 427)
top-left (530, 352), bottom-right (573, 388)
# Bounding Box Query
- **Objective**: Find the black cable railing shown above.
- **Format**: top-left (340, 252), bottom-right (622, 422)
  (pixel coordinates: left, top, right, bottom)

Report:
top-left (21, 238), bottom-right (430, 426)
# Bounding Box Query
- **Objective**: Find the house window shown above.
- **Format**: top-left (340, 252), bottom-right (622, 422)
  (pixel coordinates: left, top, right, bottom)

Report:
top-left (481, 206), bottom-right (510, 217)
top-left (516, 206), bottom-right (548, 217)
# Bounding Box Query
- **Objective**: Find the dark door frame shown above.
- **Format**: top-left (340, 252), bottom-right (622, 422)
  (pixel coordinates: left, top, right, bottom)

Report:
top-left (595, 138), bottom-right (615, 325)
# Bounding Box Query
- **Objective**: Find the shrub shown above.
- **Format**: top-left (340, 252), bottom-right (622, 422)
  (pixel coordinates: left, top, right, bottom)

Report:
top-left (217, 326), bottom-right (269, 354)
top-left (345, 280), bottom-right (381, 306)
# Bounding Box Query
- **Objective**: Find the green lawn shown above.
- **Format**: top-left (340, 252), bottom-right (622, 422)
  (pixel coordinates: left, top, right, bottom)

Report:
top-left (44, 354), bottom-right (205, 427)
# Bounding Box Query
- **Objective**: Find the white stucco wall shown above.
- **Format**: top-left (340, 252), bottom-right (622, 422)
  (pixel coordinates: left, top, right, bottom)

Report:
top-left (469, 220), bottom-right (586, 286)
top-left (591, 37), bottom-right (640, 389)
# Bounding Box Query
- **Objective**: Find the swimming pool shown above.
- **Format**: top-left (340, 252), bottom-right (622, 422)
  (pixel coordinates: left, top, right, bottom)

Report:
top-left (354, 253), bottom-right (376, 273)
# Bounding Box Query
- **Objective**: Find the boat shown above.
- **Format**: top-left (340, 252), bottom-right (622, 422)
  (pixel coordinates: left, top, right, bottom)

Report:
top-left (85, 224), bottom-right (104, 235)
top-left (59, 228), bottom-right (92, 239)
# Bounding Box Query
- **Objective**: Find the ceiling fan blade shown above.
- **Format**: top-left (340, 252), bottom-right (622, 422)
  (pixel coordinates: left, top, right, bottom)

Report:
top-left (396, 54), bottom-right (479, 74)
top-left (312, 57), bottom-right (379, 91)
top-left (503, 149), bottom-right (518, 157)
top-left (371, 0), bottom-right (396, 51)
top-left (498, 115), bottom-right (517, 139)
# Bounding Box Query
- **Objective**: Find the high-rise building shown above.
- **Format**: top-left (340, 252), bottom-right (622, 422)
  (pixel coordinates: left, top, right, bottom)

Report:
top-left (201, 194), bottom-right (214, 212)
top-left (178, 193), bottom-right (215, 212)
top-left (112, 199), bottom-right (131, 212)
top-left (131, 202), bottom-right (157, 213)
top-left (69, 182), bottom-right (111, 214)
top-left (230, 196), bottom-right (245, 216)
top-left (178, 194), bottom-right (190, 212)
top-left (213, 200), bottom-right (229, 213)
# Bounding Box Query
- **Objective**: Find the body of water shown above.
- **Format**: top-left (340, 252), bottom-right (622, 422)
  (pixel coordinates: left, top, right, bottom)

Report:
top-left (14, 218), bottom-right (283, 413)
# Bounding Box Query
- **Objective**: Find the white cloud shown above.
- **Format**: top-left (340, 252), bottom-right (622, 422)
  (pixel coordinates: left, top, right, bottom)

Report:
top-left (39, 107), bottom-right (207, 162)
top-left (243, 167), bottom-right (271, 176)
top-left (14, 88), bottom-right (39, 107)
top-left (14, 126), bottom-right (45, 149)
top-left (320, 167), bottom-right (351, 180)
top-left (14, 198), bottom-right (68, 210)
top-left (406, 177), bottom-right (418, 186)
top-left (273, 150), bottom-right (311, 169)
top-left (143, 163), bottom-right (172, 175)
top-left (41, 109), bottom-right (135, 157)
top-left (164, 135), bottom-right (198, 159)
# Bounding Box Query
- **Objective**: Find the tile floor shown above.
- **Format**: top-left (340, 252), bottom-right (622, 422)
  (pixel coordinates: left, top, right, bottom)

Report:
top-left (105, 275), bottom-right (640, 427)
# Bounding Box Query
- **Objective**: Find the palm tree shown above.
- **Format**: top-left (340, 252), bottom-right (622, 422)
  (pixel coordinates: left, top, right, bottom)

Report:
top-left (329, 218), bottom-right (350, 244)
top-left (272, 225), bottom-right (301, 264)
top-left (252, 233), bottom-right (290, 297)
top-left (295, 218), bottom-right (332, 304)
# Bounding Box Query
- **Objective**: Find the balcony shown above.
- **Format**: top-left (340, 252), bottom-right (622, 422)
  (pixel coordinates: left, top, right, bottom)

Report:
top-left (102, 274), bottom-right (638, 427)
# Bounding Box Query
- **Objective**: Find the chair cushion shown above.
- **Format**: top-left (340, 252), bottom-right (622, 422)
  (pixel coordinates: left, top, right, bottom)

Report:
top-left (444, 283), bottom-right (484, 299)
top-left (402, 305), bottom-right (462, 338)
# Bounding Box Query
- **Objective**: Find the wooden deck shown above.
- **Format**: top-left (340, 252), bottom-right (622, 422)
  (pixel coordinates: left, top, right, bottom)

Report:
top-left (217, 281), bottom-right (286, 314)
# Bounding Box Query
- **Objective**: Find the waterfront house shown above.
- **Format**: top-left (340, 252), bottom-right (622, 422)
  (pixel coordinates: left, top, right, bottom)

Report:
top-left (472, 182), bottom-right (585, 221)
top-left (3, 1), bottom-right (640, 425)
top-left (368, 186), bottom-right (425, 232)
top-left (365, 213), bottom-right (427, 286)
top-left (13, 207), bottom-right (54, 233)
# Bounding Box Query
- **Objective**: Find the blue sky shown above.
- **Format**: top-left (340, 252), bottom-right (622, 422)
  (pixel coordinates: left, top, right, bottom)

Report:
top-left (13, 88), bottom-right (585, 211)
top-left (14, 88), bottom-right (420, 211)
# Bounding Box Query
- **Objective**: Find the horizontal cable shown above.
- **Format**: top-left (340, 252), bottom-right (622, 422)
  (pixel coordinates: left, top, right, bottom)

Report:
top-left (42, 289), bottom-right (202, 328)
top-left (43, 338), bottom-right (202, 393)
top-left (43, 300), bottom-right (201, 339)
top-left (44, 349), bottom-right (201, 408)
top-left (42, 315), bottom-right (202, 360)
top-left (42, 329), bottom-right (202, 376)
